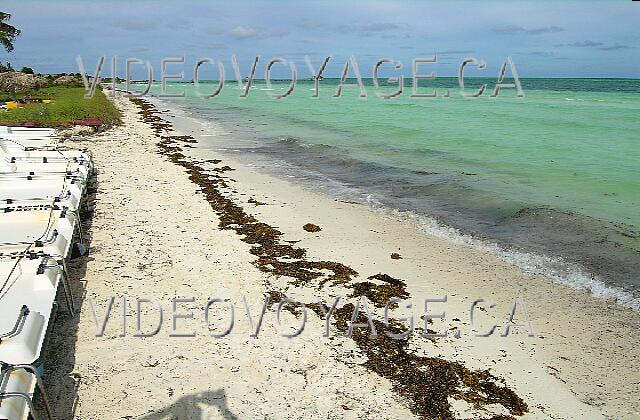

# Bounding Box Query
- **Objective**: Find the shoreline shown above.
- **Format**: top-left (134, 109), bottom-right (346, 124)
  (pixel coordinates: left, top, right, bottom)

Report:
top-left (152, 93), bottom-right (640, 416)
top-left (48, 91), bottom-right (640, 419)
top-left (150, 97), bottom-right (640, 312)
top-left (155, 94), bottom-right (640, 312)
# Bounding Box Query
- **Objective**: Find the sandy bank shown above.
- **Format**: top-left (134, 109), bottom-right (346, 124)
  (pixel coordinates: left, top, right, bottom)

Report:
top-left (41, 92), bottom-right (640, 419)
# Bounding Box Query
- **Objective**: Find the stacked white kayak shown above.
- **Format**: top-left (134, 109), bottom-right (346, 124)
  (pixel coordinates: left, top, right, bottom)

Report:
top-left (0, 126), bottom-right (93, 420)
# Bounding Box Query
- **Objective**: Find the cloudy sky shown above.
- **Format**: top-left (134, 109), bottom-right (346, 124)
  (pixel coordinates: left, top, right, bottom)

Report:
top-left (2, 0), bottom-right (639, 79)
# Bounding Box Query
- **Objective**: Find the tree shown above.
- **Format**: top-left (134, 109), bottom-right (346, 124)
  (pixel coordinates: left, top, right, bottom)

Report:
top-left (0, 12), bottom-right (20, 53)
top-left (20, 66), bottom-right (33, 74)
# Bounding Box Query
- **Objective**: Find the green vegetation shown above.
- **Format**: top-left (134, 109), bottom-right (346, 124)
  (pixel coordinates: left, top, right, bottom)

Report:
top-left (0, 62), bottom-right (13, 72)
top-left (0, 86), bottom-right (121, 127)
top-left (0, 11), bottom-right (20, 53)
top-left (0, 11), bottom-right (118, 128)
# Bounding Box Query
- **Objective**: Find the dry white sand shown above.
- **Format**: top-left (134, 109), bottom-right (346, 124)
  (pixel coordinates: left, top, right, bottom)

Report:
top-left (42, 92), bottom-right (640, 419)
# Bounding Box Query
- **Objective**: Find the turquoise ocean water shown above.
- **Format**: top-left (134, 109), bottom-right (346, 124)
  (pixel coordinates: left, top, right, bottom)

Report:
top-left (126, 78), bottom-right (640, 308)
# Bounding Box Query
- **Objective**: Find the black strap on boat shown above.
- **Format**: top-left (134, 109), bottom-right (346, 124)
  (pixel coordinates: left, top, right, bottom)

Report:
top-left (37, 259), bottom-right (47, 275)
top-left (0, 305), bottom-right (30, 343)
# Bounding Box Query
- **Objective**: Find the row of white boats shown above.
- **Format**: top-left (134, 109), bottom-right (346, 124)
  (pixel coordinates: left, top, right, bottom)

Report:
top-left (0, 126), bottom-right (94, 420)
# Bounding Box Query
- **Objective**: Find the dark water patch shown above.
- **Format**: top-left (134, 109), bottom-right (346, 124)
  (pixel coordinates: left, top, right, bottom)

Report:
top-left (268, 135), bottom-right (453, 159)
top-left (488, 208), bottom-right (640, 292)
top-left (228, 138), bottom-right (640, 297)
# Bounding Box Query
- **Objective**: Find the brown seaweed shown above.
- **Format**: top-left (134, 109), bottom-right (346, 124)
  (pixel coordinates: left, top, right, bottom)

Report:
top-left (129, 96), bottom-right (528, 420)
top-left (303, 223), bottom-right (322, 232)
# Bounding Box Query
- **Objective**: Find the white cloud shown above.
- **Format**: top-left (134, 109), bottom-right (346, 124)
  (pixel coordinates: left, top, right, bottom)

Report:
top-left (112, 20), bottom-right (157, 32)
top-left (230, 26), bottom-right (259, 39)
top-left (229, 26), bottom-right (289, 40)
top-left (494, 25), bottom-right (564, 35)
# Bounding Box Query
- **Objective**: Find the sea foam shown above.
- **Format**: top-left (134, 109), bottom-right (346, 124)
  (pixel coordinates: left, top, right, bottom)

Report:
top-left (363, 194), bottom-right (640, 312)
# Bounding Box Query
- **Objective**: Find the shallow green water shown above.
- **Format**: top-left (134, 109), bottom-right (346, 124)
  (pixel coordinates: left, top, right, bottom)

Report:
top-left (154, 78), bottom-right (639, 231)
top-left (125, 78), bottom-right (640, 300)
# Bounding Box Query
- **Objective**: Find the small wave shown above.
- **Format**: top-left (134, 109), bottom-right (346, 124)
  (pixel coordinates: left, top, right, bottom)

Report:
top-left (148, 92), bottom-right (640, 313)
top-left (273, 137), bottom-right (334, 150)
top-left (363, 197), bottom-right (640, 312)
top-left (277, 137), bottom-right (301, 145)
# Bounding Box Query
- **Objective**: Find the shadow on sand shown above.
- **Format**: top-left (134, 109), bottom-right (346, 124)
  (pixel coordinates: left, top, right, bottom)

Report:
top-left (33, 176), bottom-right (239, 420)
top-left (35, 173), bottom-right (99, 419)
top-left (138, 389), bottom-right (239, 420)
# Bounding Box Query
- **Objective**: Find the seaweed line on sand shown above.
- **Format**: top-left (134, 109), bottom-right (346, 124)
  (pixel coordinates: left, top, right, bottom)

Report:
top-left (128, 96), bottom-right (528, 420)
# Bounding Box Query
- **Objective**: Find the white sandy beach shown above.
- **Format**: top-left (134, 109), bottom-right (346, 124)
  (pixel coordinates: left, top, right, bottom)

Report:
top-left (41, 91), bottom-right (640, 419)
